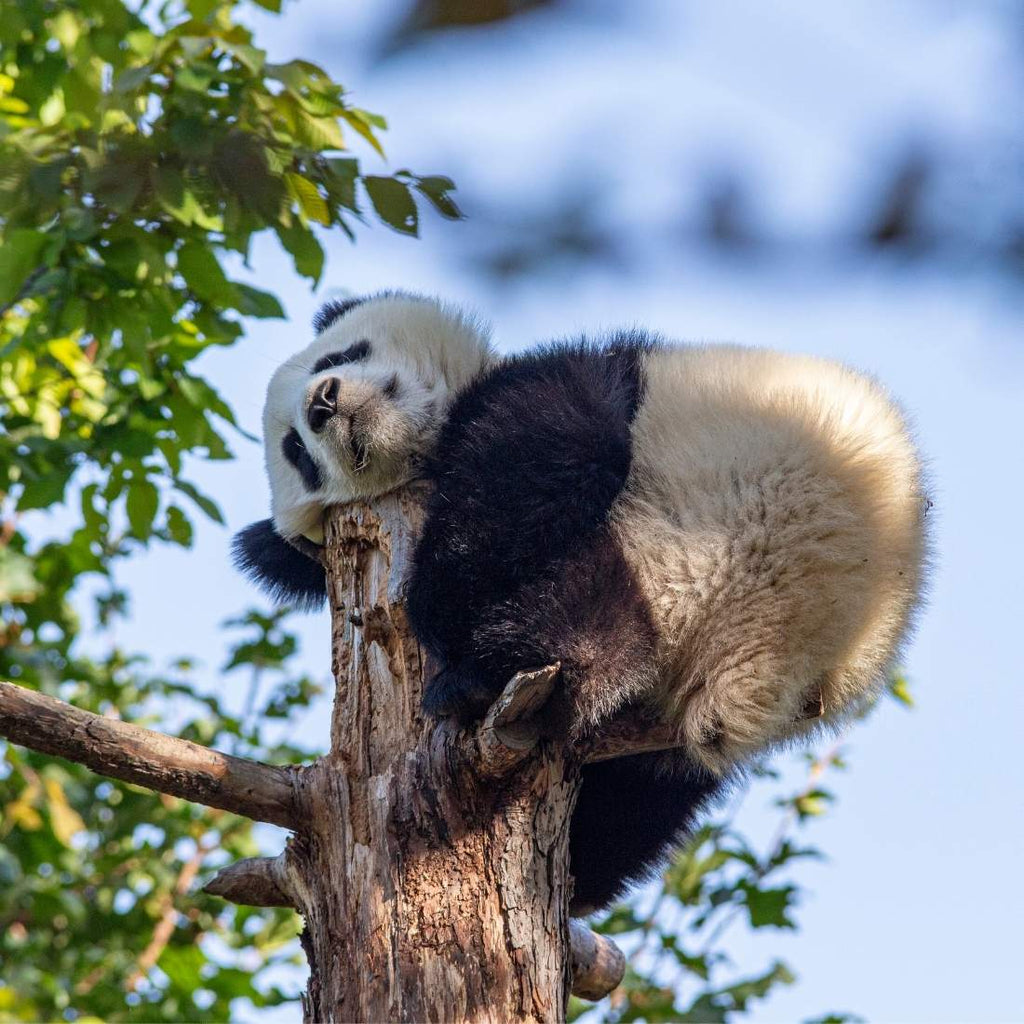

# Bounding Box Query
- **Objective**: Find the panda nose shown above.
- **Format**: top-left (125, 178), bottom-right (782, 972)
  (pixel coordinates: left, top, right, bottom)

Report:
top-left (307, 377), bottom-right (339, 433)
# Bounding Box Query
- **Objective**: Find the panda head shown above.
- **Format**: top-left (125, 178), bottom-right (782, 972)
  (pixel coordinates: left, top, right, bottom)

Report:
top-left (233, 291), bottom-right (491, 607)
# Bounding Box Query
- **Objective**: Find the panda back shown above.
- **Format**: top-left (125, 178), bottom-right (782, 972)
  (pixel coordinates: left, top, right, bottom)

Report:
top-left (614, 344), bottom-right (929, 769)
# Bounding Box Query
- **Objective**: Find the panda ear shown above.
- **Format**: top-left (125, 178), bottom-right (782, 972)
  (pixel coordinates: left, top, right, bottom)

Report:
top-left (232, 519), bottom-right (327, 611)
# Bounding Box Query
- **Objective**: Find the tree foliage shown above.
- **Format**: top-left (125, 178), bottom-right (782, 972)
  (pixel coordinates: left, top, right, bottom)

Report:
top-left (0, 0), bottom-right (457, 1017)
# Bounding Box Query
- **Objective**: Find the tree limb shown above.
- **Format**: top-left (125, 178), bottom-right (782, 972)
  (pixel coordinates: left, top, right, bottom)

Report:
top-left (468, 664), bottom-right (694, 775)
top-left (0, 681), bottom-right (301, 830)
top-left (583, 713), bottom-right (683, 764)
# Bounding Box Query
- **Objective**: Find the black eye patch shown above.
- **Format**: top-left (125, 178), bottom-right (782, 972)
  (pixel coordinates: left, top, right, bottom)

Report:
top-left (282, 428), bottom-right (322, 492)
top-left (312, 340), bottom-right (371, 375)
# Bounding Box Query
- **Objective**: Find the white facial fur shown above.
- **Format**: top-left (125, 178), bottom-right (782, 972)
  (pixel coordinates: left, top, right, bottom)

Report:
top-left (263, 293), bottom-right (491, 541)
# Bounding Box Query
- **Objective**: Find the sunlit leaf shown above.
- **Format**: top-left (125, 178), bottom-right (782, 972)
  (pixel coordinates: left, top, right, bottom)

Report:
top-left (285, 172), bottom-right (331, 226)
top-left (42, 776), bottom-right (87, 846)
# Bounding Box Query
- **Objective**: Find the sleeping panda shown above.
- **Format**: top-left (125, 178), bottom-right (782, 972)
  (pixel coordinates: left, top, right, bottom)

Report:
top-left (235, 291), bottom-right (929, 913)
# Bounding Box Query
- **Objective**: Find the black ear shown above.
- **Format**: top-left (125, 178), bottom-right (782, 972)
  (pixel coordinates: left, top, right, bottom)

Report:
top-left (313, 297), bottom-right (365, 335)
top-left (232, 519), bottom-right (327, 611)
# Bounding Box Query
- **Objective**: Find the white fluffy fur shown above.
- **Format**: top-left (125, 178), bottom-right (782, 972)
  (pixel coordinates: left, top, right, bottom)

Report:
top-left (264, 294), bottom-right (491, 541)
top-left (615, 345), bottom-right (929, 771)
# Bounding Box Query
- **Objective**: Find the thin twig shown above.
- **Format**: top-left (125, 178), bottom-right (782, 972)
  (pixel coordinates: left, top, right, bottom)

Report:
top-left (126, 835), bottom-right (214, 991)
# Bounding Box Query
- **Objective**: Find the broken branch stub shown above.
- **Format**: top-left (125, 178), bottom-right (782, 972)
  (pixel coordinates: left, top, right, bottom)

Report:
top-left (473, 662), bottom-right (560, 777)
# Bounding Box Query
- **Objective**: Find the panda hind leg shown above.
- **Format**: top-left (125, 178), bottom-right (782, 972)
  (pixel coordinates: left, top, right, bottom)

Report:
top-left (569, 749), bottom-right (725, 915)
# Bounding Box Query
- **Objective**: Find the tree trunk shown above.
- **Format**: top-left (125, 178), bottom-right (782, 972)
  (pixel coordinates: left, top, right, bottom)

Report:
top-left (290, 490), bottom-right (580, 1023)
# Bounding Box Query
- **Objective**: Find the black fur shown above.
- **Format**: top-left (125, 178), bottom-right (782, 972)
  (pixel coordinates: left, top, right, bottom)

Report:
top-left (405, 332), bottom-right (729, 910)
top-left (570, 750), bottom-right (722, 913)
top-left (312, 298), bottom-right (365, 335)
top-left (282, 428), bottom-right (322, 493)
top-left (232, 519), bottom-right (327, 610)
top-left (311, 289), bottom-right (422, 336)
top-left (312, 339), bottom-right (371, 374)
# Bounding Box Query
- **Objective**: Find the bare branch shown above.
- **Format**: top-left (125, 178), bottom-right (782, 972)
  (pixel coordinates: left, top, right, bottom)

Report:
top-left (568, 920), bottom-right (626, 1000)
top-left (204, 853), bottom-right (296, 908)
top-left (473, 663), bottom-right (560, 777)
top-left (0, 681), bottom-right (301, 829)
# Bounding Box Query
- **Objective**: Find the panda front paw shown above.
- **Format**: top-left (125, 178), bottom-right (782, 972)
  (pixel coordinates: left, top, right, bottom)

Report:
top-left (422, 661), bottom-right (500, 723)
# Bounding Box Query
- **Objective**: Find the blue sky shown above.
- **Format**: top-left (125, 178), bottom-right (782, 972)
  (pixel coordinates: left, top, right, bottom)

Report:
top-left (39, 2), bottom-right (1024, 1019)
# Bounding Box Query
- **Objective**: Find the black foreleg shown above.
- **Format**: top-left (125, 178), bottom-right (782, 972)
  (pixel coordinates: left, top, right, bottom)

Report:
top-left (422, 528), bottom-right (660, 734)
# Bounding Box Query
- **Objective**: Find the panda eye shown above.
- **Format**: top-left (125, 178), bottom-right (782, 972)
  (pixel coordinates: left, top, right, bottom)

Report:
top-left (312, 340), bottom-right (371, 374)
top-left (282, 428), bottom-right (322, 492)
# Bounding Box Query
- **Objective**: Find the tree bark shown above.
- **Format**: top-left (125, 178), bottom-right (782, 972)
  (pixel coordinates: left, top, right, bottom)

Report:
top-left (283, 489), bottom-right (583, 1023)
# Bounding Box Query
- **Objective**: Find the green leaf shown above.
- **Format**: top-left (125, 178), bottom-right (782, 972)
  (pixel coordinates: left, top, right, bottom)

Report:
top-left (340, 108), bottom-right (386, 157)
top-left (295, 111), bottom-right (346, 152)
top-left (157, 943), bottom-right (207, 992)
top-left (19, 466), bottom-right (72, 511)
top-left (126, 479), bottom-right (160, 539)
top-left (0, 229), bottom-right (48, 306)
top-left (415, 175), bottom-right (462, 220)
top-left (173, 478), bottom-right (225, 524)
top-left (275, 221), bottom-right (324, 284)
top-left (740, 882), bottom-right (798, 929)
top-left (153, 165), bottom-right (200, 225)
top-left (223, 41), bottom-right (266, 76)
top-left (236, 284), bottom-right (286, 319)
top-left (791, 787), bottom-right (834, 819)
top-left (177, 242), bottom-right (238, 306)
top-left (364, 176), bottom-right (418, 236)
top-left (112, 64), bottom-right (152, 94)
top-left (165, 505), bottom-right (194, 547)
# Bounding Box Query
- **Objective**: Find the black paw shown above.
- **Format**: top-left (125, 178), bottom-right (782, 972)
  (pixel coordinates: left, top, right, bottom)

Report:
top-left (422, 662), bottom-right (500, 722)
